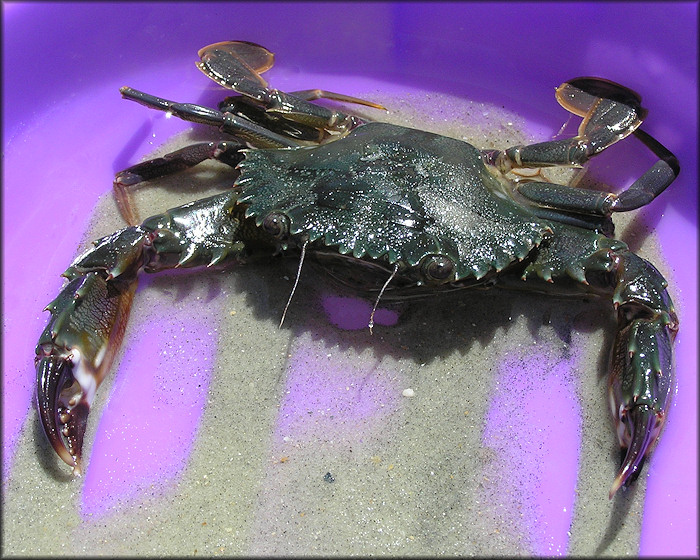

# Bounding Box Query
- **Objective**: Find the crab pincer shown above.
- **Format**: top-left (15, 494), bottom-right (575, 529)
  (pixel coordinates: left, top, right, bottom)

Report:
top-left (35, 191), bottom-right (253, 473)
top-left (607, 255), bottom-right (678, 498)
top-left (35, 278), bottom-right (136, 475)
top-left (34, 230), bottom-right (145, 474)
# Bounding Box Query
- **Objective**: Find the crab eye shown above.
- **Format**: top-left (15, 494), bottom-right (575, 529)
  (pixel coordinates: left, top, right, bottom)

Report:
top-left (421, 255), bottom-right (455, 283)
top-left (262, 212), bottom-right (290, 239)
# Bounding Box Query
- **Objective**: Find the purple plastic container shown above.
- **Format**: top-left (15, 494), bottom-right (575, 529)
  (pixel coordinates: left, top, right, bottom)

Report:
top-left (3, 2), bottom-right (697, 556)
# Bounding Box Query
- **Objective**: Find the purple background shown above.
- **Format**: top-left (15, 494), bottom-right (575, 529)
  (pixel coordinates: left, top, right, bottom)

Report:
top-left (3, 2), bottom-right (697, 556)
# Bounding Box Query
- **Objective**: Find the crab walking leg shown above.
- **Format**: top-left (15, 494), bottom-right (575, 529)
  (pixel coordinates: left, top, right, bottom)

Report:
top-left (289, 89), bottom-right (386, 110)
top-left (607, 250), bottom-right (678, 498)
top-left (35, 191), bottom-right (261, 473)
top-left (195, 41), bottom-right (363, 133)
top-left (220, 88), bottom-right (386, 116)
top-left (511, 127), bottom-right (679, 218)
top-left (486, 77), bottom-right (646, 172)
top-left (114, 140), bottom-right (247, 226)
top-left (485, 77), bottom-right (680, 214)
top-left (120, 87), bottom-right (299, 149)
top-left (217, 89), bottom-right (386, 145)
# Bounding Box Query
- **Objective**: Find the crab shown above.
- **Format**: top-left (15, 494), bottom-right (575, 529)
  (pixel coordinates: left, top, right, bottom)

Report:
top-left (34, 41), bottom-right (679, 499)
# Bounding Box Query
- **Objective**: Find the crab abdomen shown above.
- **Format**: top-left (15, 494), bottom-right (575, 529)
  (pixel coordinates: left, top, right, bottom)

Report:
top-left (237, 122), bottom-right (550, 280)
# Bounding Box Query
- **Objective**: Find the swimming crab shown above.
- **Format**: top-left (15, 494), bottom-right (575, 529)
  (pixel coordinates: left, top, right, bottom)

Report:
top-left (35, 41), bottom-right (679, 498)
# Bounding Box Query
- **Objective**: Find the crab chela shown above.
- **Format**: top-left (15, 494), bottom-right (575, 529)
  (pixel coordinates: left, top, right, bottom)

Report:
top-left (34, 41), bottom-right (679, 499)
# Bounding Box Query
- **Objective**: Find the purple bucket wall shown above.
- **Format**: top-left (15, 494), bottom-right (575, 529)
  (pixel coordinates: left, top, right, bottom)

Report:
top-left (3, 2), bottom-right (697, 556)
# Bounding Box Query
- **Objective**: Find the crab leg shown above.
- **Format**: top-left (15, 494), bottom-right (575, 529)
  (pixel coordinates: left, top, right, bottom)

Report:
top-left (485, 78), bottom-right (679, 217)
top-left (487, 78), bottom-right (645, 171)
top-left (35, 191), bottom-right (259, 473)
top-left (218, 89), bottom-right (385, 144)
top-left (120, 87), bottom-right (298, 149)
top-left (116, 41), bottom-right (383, 225)
top-left (512, 127), bottom-right (679, 218)
top-left (116, 85), bottom-right (303, 225)
top-left (288, 89), bottom-right (386, 110)
top-left (514, 225), bottom-right (677, 497)
top-left (114, 139), bottom-right (246, 226)
top-left (196, 41), bottom-right (365, 133)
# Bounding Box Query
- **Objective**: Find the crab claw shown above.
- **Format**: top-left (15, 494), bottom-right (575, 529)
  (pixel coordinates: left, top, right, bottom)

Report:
top-left (608, 404), bottom-right (663, 499)
top-left (607, 306), bottom-right (676, 498)
top-left (35, 269), bottom-right (137, 474)
top-left (604, 248), bottom-right (678, 498)
top-left (36, 355), bottom-right (90, 475)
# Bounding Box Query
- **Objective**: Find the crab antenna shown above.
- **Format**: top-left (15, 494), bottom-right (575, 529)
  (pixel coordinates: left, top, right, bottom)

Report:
top-left (368, 264), bottom-right (398, 335)
top-left (279, 240), bottom-right (308, 328)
